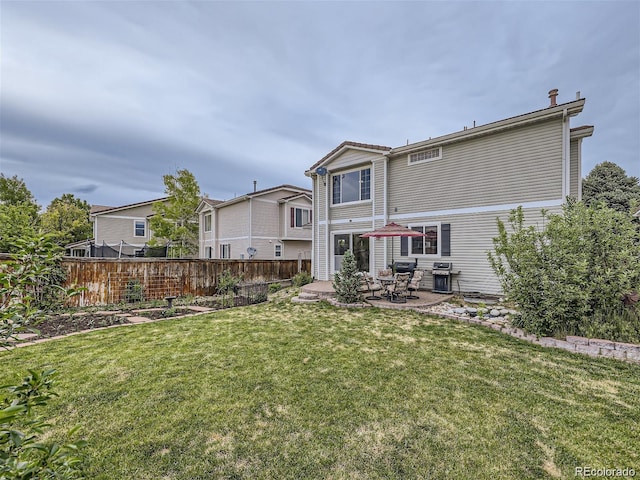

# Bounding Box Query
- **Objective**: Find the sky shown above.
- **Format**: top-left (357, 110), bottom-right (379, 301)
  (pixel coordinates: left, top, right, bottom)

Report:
top-left (1, 1), bottom-right (639, 209)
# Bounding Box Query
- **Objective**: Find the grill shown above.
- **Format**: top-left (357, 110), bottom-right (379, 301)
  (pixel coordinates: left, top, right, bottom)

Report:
top-left (432, 262), bottom-right (453, 293)
top-left (393, 259), bottom-right (417, 276)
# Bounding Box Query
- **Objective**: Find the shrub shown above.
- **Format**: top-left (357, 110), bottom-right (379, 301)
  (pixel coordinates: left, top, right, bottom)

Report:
top-left (292, 271), bottom-right (313, 287)
top-left (0, 369), bottom-right (88, 478)
top-left (268, 283), bottom-right (282, 294)
top-left (1, 235), bottom-right (80, 348)
top-left (488, 201), bottom-right (640, 340)
top-left (332, 250), bottom-right (363, 304)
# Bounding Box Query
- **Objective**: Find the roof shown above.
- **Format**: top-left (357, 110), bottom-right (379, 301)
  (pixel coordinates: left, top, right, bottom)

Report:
top-left (215, 184), bottom-right (311, 209)
top-left (90, 197), bottom-right (168, 216)
top-left (306, 141), bottom-right (392, 174)
top-left (279, 192), bottom-right (312, 203)
top-left (90, 205), bottom-right (115, 214)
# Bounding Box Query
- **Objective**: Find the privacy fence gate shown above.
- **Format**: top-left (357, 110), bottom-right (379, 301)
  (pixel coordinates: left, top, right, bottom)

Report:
top-left (62, 258), bottom-right (311, 307)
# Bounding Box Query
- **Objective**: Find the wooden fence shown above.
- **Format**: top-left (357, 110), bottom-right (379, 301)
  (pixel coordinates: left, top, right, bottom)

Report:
top-left (60, 258), bottom-right (311, 306)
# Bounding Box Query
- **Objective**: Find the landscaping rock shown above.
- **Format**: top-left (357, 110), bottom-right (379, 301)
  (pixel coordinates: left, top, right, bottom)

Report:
top-left (489, 309), bottom-right (501, 317)
top-left (453, 308), bottom-right (467, 315)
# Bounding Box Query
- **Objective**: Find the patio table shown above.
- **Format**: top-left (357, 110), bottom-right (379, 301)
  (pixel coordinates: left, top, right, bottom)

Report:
top-left (377, 276), bottom-right (396, 300)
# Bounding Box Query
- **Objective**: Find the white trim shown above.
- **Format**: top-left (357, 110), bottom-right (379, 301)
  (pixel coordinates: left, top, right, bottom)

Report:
top-left (217, 235), bottom-right (283, 242)
top-left (318, 199), bottom-right (564, 226)
top-left (133, 219), bottom-right (147, 238)
top-left (101, 214), bottom-right (149, 221)
top-left (390, 199), bottom-right (564, 220)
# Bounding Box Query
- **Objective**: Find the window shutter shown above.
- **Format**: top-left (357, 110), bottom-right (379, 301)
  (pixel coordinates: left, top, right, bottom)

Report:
top-left (291, 207), bottom-right (295, 227)
top-left (400, 237), bottom-right (408, 256)
top-left (441, 224), bottom-right (451, 256)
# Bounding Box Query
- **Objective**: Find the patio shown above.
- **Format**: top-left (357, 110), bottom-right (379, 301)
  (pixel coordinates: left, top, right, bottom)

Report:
top-left (300, 281), bottom-right (453, 309)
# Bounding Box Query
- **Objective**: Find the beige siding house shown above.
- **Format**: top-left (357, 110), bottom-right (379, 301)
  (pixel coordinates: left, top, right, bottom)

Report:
top-left (196, 185), bottom-right (312, 260)
top-left (84, 198), bottom-right (169, 257)
top-left (305, 90), bottom-right (594, 295)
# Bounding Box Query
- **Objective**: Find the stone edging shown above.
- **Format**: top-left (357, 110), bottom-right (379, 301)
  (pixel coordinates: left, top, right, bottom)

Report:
top-left (429, 311), bottom-right (640, 364)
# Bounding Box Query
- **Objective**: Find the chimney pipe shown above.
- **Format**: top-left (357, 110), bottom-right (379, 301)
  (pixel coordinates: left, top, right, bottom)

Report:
top-left (253, 180), bottom-right (257, 192)
top-left (548, 89), bottom-right (559, 107)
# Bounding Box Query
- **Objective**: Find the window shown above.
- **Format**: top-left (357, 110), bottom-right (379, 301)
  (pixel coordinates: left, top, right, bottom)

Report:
top-left (291, 207), bottom-right (311, 227)
top-left (408, 147), bottom-right (442, 165)
top-left (410, 225), bottom-right (439, 255)
top-left (332, 168), bottom-right (371, 204)
top-left (205, 246), bottom-right (212, 258)
top-left (204, 213), bottom-right (212, 232)
top-left (274, 244), bottom-right (282, 258)
top-left (220, 244), bottom-right (231, 259)
top-left (134, 220), bottom-right (146, 237)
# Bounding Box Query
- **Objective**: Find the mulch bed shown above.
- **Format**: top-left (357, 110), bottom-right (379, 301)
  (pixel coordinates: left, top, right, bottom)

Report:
top-left (31, 312), bottom-right (132, 339)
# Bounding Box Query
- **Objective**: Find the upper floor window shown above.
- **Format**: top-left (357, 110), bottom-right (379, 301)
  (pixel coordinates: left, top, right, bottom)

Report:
top-left (204, 213), bottom-right (212, 232)
top-left (291, 207), bottom-right (311, 228)
top-left (408, 147), bottom-right (442, 165)
top-left (332, 168), bottom-right (370, 205)
top-left (134, 220), bottom-right (146, 237)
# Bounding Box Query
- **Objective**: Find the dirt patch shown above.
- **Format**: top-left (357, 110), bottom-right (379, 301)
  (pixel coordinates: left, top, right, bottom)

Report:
top-left (31, 312), bottom-right (132, 339)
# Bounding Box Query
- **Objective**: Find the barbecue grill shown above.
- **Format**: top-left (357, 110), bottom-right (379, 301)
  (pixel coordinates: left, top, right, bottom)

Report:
top-left (432, 262), bottom-right (453, 293)
top-left (393, 259), bottom-right (418, 277)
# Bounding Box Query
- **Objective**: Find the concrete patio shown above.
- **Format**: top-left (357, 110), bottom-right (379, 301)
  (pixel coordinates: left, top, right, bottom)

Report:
top-left (299, 280), bottom-right (453, 309)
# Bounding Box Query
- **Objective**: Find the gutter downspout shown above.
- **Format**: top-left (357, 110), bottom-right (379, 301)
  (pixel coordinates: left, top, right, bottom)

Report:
top-left (325, 175), bottom-right (329, 280)
top-left (248, 198), bottom-right (252, 256)
top-left (383, 156), bottom-right (389, 269)
top-left (562, 108), bottom-right (570, 200)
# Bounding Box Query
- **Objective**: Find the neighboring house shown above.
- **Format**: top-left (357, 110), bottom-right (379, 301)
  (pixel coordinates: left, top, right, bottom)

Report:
top-left (87, 198), bottom-right (169, 257)
top-left (304, 89), bottom-right (594, 295)
top-left (196, 184), bottom-right (312, 260)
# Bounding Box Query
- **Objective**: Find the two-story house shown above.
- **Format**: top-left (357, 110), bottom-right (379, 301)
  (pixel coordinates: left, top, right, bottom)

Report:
top-left (304, 90), bottom-right (594, 295)
top-left (74, 198), bottom-right (169, 257)
top-left (196, 184), bottom-right (312, 260)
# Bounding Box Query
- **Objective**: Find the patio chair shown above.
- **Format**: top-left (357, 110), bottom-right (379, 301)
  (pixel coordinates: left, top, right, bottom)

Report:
top-left (388, 272), bottom-right (410, 303)
top-left (378, 268), bottom-right (392, 278)
top-left (363, 274), bottom-right (383, 300)
top-left (406, 270), bottom-right (424, 299)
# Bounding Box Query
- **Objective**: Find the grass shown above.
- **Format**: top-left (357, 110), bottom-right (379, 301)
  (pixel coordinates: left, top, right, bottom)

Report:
top-left (1, 296), bottom-right (639, 479)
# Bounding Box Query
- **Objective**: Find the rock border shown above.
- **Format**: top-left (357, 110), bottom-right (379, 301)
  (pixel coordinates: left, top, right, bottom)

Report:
top-left (422, 306), bottom-right (640, 364)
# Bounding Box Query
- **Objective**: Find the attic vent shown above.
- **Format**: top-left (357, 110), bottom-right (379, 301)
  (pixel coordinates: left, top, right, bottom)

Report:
top-left (408, 147), bottom-right (442, 165)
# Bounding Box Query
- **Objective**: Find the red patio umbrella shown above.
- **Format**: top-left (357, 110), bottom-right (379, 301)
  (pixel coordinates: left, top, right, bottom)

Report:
top-left (360, 222), bottom-right (426, 265)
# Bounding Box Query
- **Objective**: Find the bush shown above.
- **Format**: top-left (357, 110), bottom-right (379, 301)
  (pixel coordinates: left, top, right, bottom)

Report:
top-left (292, 271), bottom-right (313, 287)
top-left (0, 369), bottom-right (88, 478)
top-left (1, 235), bottom-right (80, 348)
top-left (268, 283), bottom-right (282, 294)
top-left (332, 250), bottom-right (363, 304)
top-left (488, 201), bottom-right (640, 341)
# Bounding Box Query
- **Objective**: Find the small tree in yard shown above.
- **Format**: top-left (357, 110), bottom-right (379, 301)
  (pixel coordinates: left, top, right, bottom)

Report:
top-left (149, 169), bottom-right (201, 258)
top-left (488, 200), bottom-right (640, 341)
top-left (333, 250), bottom-right (363, 304)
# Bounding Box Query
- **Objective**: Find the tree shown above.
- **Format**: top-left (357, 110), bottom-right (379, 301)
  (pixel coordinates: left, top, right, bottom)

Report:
top-left (41, 194), bottom-right (92, 246)
top-left (149, 169), bottom-right (201, 258)
top-left (0, 173), bottom-right (38, 207)
top-left (582, 161), bottom-right (640, 214)
top-left (488, 201), bottom-right (640, 342)
top-left (332, 250), bottom-right (363, 304)
top-left (0, 174), bottom-right (40, 253)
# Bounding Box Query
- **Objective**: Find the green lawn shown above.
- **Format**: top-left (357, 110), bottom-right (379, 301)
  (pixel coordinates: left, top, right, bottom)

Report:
top-left (2, 296), bottom-right (639, 479)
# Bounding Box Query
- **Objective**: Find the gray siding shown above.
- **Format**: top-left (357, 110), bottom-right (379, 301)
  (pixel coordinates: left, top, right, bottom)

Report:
top-left (570, 139), bottom-right (580, 198)
top-left (388, 119), bottom-right (564, 213)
